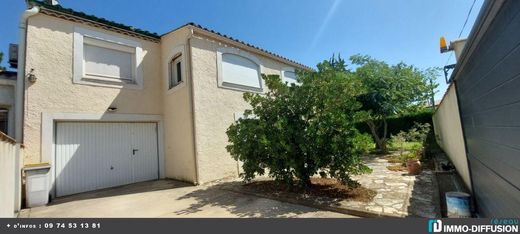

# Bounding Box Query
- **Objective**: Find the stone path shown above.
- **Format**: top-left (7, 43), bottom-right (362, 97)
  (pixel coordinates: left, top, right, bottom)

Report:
top-left (221, 154), bottom-right (441, 218)
top-left (348, 154), bottom-right (440, 217)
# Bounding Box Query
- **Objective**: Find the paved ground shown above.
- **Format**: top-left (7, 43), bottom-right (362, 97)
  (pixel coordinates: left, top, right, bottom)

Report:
top-left (220, 154), bottom-right (440, 218)
top-left (349, 154), bottom-right (439, 217)
top-left (19, 180), bottom-right (356, 218)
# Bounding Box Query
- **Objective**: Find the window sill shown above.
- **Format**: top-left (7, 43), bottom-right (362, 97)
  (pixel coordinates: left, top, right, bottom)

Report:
top-left (73, 76), bottom-right (143, 90)
top-left (218, 82), bottom-right (264, 93)
top-left (166, 81), bottom-right (186, 95)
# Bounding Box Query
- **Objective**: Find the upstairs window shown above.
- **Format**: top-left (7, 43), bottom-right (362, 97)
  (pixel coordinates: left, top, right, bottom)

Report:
top-left (83, 38), bottom-right (135, 82)
top-left (73, 27), bottom-right (144, 89)
top-left (217, 47), bottom-right (263, 92)
top-left (281, 68), bottom-right (299, 85)
top-left (169, 54), bottom-right (183, 89)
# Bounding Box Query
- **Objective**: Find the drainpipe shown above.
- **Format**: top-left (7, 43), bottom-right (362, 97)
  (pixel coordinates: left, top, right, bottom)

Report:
top-left (187, 28), bottom-right (200, 185)
top-left (15, 6), bottom-right (40, 142)
top-left (13, 5), bottom-right (39, 214)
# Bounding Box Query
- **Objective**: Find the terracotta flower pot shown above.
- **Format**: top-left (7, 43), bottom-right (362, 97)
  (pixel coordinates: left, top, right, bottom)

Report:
top-left (406, 159), bottom-right (422, 175)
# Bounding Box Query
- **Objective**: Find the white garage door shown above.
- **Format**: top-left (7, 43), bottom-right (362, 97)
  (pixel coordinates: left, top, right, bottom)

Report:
top-left (55, 122), bottom-right (159, 197)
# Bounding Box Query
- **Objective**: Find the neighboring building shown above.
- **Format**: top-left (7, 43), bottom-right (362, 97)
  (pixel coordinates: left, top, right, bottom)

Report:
top-left (434, 0), bottom-right (519, 217)
top-left (0, 71), bottom-right (16, 136)
top-left (12, 0), bottom-right (309, 198)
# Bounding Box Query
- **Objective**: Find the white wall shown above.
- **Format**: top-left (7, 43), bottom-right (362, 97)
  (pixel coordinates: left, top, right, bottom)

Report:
top-left (23, 15), bottom-right (162, 165)
top-left (160, 28), bottom-right (197, 183)
top-left (0, 133), bottom-right (22, 217)
top-left (190, 35), bottom-right (299, 183)
top-left (433, 84), bottom-right (472, 190)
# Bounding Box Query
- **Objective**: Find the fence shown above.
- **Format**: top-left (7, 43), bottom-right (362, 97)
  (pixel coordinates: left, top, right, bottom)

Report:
top-left (0, 132), bottom-right (23, 217)
top-left (432, 84), bottom-right (471, 190)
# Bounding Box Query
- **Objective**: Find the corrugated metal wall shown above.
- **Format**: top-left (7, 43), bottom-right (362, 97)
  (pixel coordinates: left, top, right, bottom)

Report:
top-left (455, 0), bottom-right (520, 217)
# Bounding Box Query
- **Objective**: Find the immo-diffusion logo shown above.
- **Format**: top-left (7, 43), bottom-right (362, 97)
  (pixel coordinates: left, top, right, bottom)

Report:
top-left (428, 220), bottom-right (443, 233)
top-left (428, 219), bottom-right (518, 233)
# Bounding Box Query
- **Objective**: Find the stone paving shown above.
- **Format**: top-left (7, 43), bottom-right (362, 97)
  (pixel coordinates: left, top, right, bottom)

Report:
top-left (348, 154), bottom-right (440, 217)
top-left (222, 153), bottom-right (440, 218)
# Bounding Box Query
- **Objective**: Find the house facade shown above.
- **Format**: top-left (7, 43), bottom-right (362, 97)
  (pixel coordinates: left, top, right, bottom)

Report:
top-left (0, 71), bottom-right (16, 136)
top-left (16, 0), bottom-right (308, 198)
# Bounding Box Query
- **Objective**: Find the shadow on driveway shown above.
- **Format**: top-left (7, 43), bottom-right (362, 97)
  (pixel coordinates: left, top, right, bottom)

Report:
top-left (169, 181), bottom-right (352, 218)
top-left (21, 179), bottom-right (353, 218)
top-left (50, 179), bottom-right (192, 205)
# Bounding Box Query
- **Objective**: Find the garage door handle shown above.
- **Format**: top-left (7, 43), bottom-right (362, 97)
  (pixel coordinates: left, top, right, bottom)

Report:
top-left (132, 149), bottom-right (139, 155)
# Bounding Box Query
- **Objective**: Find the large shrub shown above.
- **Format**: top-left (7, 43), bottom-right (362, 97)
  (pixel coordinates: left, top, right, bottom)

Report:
top-left (355, 109), bottom-right (434, 138)
top-left (226, 59), bottom-right (372, 187)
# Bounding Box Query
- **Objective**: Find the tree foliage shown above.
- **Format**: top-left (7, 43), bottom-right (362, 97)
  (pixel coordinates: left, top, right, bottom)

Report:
top-left (350, 54), bottom-right (438, 152)
top-left (226, 58), bottom-right (372, 187)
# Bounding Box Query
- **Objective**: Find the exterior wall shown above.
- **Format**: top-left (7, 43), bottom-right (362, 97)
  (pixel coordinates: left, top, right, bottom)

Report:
top-left (160, 28), bottom-right (197, 183)
top-left (432, 84), bottom-right (471, 190)
top-left (453, 0), bottom-right (520, 217)
top-left (0, 133), bottom-right (22, 217)
top-left (190, 35), bottom-right (294, 183)
top-left (0, 78), bottom-right (16, 136)
top-left (23, 14), bottom-right (163, 165)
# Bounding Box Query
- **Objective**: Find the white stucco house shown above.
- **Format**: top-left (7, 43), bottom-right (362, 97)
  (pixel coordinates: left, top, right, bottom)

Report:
top-left (9, 0), bottom-right (310, 198)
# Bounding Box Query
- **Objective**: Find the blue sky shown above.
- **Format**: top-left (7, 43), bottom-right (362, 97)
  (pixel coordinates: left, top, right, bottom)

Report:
top-left (0, 0), bottom-right (483, 100)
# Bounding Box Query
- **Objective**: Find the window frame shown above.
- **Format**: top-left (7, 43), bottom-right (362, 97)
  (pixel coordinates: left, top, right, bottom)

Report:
top-left (165, 45), bottom-right (186, 94)
top-left (168, 54), bottom-right (183, 89)
top-left (216, 47), bottom-right (264, 93)
top-left (0, 108), bottom-right (8, 135)
top-left (73, 26), bottom-right (144, 89)
top-left (281, 67), bottom-right (300, 86)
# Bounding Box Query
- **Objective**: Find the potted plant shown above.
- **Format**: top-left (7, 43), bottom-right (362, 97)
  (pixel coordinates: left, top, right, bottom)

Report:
top-left (401, 152), bottom-right (422, 175)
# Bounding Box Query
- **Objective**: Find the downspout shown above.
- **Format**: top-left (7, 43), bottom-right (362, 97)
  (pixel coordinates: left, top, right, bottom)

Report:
top-left (187, 28), bottom-right (200, 185)
top-left (15, 6), bottom-right (40, 142)
top-left (14, 5), bottom-right (39, 215)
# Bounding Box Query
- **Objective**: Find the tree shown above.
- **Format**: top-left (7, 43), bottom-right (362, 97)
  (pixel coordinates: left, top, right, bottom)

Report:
top-left (0, 52), bottom-right (6, 71)
top-left (350, 54), bottom-right (438, 153)
top-left (226, 57), bottom-right (372, 188)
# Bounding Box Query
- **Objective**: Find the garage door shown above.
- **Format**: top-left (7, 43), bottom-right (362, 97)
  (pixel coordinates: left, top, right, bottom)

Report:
top-left (55, 122), bottom-right (159, 197)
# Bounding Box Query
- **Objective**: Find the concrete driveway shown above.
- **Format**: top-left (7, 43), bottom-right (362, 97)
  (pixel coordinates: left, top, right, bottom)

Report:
top-left (19, 180), bottom-right (356, 218)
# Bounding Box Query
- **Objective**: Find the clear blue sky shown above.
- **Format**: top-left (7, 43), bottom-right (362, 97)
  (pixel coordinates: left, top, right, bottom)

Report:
top-left (0, 0), bottom-right (483, 100)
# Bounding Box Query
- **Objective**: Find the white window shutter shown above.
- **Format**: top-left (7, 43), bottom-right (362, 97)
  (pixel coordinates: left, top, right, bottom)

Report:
top-left (83, 44), bottom-right (134, 80)
top-left (221, 53), bottom-right (261, 89)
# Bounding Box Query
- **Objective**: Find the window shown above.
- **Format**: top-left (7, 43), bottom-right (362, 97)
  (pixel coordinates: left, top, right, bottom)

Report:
top-left (83, 38), bottom-right (134, 82)
top-left (0, 108), bottom-right (7, 135)
top-left (217, 47), bottom-right (263, 92)
top-left (169, 54), bottom-right (183, 89)
top-left (74, 27), bottom-right (143, 89)
top-left (281, 68), bottom-right (299, 85)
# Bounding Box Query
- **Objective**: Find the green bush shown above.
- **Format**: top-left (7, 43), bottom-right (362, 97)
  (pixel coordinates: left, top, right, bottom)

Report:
top-left (226, 61), bottom-right (372, 188)
top-left (356, 109), bottom-right (434, 139)
top-left (399, 152), bottom-right (417, 162)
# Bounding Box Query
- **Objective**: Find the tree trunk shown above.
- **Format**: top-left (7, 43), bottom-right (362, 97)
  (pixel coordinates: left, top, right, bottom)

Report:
top-left (381, 118), bottom-right (388, 152)
top-left (299, 176), bottom-right (312, 188)
top-left (367, 119), bottom-right (388, 153)
top-left (296, 160), bottom-right (313, 188)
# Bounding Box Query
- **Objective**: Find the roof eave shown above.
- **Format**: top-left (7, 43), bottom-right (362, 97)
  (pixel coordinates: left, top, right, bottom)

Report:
top-left (28, 0), bottom-right (160, 42)
top-left (185, 24), bottom-right (313, 71)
